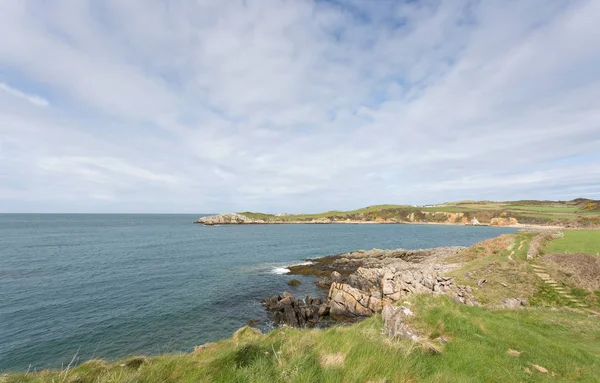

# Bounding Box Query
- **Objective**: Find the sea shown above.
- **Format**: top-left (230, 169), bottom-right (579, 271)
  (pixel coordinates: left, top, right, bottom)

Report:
top-left (0, 214), bottom-right (516, 371)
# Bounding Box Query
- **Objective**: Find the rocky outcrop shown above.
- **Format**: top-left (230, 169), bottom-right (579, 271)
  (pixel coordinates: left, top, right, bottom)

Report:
top-left (262, 294), bottom-right (326, 327)
top-left (265, 245), bottom-right (479, 327)
top-left (196, 213), bottom-right (263, 225)
top-left (288, 246), bottom-right (464, 277)
top-left (490, 217), bottom-right (518, 226)
top-left (382, 304), bottom-right (420, 341)
top-left (328, 282), bottom-right (382, 319)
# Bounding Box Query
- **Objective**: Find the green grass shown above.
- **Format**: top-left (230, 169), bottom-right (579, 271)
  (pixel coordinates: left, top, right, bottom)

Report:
top-left (238, 199), bottom-right (600, 226)
top-left (240, 204), bottom-right (413, 221)
top-left (7, 296), bottom-right (600, 382)
top-left (544, 230), bottom-right (600, 255)
top-left (505, 205), bottom-right (584, 213)
top-left (447, 233), bottom-right (545, 306)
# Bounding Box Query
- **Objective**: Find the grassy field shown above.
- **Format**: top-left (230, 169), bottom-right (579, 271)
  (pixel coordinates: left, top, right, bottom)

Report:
top-left (238, 199), bottom-right (600, 225)
top-left (6, 296), bottom-right (600, 383)
top-left (544, 230), bottom-right (600, 255)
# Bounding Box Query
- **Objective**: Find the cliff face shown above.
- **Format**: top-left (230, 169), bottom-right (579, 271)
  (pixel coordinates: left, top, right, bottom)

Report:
top-left (196, 213), bottom-right (266, 224)
top-left (195, 212), bottom-right (517, 225)
top-left (196, 213), bottom-right (335, 224)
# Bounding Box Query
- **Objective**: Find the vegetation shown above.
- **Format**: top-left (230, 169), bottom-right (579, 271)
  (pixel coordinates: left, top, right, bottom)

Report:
top-left (6, 295), bottom-right (600, 383)
top-left (543, 230), bottom-right (600, 255)
top-left (239, 199), bottom-right (600, 227)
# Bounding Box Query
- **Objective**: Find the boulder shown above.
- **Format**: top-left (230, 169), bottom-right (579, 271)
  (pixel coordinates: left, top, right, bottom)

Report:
top-left (287, 279), bottom-right (301, 286)
top-left (501, 297), bottom-right (529, 308)
top-left (381, 304), bottom-right (420, 341)
top-left (327, 282), bottom-right (382, 319)
top-left (262, 294), bottom-right (322, 327)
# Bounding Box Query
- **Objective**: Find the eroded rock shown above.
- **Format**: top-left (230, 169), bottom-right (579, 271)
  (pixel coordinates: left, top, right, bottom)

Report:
top-left (501, 297), bottom-right (529, 308)
top-left (381, 304), bottom-right (420, 341)
top-left (262, 294), bottom-right (327, 327)
top-left (328, 282), bottom-right (382, 319)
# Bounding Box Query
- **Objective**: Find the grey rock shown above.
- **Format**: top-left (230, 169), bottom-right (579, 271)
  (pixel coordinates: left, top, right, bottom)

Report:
top-left (501, 297), bottom-right (529, 309)
top-left (382, 304), bottom-right (420, 341)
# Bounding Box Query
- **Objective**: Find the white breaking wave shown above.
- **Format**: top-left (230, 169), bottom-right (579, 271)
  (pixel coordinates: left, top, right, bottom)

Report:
top-left (270, 261), bottom-right (313, 275)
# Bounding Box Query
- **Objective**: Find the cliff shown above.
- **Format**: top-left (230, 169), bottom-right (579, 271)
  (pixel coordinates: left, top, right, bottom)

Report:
top-left (195, 199), bottom-right (600, 227)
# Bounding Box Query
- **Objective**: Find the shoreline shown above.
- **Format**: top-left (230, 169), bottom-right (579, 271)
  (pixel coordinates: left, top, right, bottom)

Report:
top-left (196, 219), bottom-right (565, 230)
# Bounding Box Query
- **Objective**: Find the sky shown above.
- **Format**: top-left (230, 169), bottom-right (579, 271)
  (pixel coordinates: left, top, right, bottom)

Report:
top-left (0, 0), bottom-right (599, 214)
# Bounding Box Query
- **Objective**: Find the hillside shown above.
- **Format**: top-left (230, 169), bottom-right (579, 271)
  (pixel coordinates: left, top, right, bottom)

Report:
top-left (198, 198), bottom-right (600, 227)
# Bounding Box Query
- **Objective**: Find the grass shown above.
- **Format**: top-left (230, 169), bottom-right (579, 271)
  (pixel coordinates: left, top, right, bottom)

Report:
top-left (446, 233), bottom-right (546, 306)
top-left (238, 199), bottom-right (600, 226)
top-left (543, 230), bottom-right (600, 255)
top-left (6, 296), bottom-right (600, 383)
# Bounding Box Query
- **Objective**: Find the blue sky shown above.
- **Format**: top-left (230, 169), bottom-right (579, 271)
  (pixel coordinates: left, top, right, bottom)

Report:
top-left (0, 0), bottom-right (599, 213)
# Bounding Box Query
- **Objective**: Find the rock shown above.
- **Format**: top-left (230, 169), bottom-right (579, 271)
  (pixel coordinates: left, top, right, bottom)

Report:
top-left (381, 304), bottom-right (420, 341)
top-left (490, 217), bottom-right (518, 226)
top-left (501, 297), bottom-right (529, 309)
top-left (287, 279), bottom-right (301, 286)
top-left (328, 282), bottom-right (382, 319)
top-left (435, 336), bottom-right (450, 344)
top-left (263, 294), bottom-right (321, 328)
top-left (532, 364), bottom-right (548, 374)
top-left (318, 304), bottom-right (330, 316)
top-left (500, 282), bottom-right (508, 287)
top-left (247, 319), bottom-right (260, 327)
top-left (477, 279), bottom-right (487, 288)
top-left (196, 213), bottom-right (263, 225)
top-left (331, 271), bottom-right (342, 281)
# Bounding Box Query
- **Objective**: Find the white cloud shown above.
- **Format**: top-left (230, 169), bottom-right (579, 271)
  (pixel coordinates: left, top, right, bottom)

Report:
top-left (0, 82), bottom-right (49, 107)
top-left (0, 0), bottom-right (599, 213)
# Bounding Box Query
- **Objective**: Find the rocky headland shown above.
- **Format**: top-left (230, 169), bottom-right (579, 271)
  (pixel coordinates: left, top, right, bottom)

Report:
top-left (262, 246), bottom-right (480, 332)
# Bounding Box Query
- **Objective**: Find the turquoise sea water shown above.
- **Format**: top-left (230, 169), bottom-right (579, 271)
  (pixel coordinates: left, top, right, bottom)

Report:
top-left (0, 214), bottom-right (516, 371)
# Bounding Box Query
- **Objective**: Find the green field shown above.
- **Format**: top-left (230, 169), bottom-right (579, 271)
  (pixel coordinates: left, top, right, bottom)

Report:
top-left (6, 295), bottom-right (600, 383)
top-left (544, 230), bottom-right (600, 255)
top-left (239, 198), bottom-right (600, 225)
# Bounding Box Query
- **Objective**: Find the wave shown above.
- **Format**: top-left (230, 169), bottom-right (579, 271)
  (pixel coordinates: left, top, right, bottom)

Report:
top-left (270, 261), bottom-right (313, 275)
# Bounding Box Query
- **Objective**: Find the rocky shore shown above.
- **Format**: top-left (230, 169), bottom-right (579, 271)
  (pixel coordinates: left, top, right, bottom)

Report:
top-left (262, 246), bottom-right (479, 329)
top-left (195, 213), bottom-right (384, 225)
top-left (195, 212), bottom-right (565, 228)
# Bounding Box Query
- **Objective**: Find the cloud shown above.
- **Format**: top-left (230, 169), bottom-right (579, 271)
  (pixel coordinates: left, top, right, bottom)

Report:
top-left (0, 0), bottom-right (599, 213)
top-left (0, 82), bottom-right (49, 107)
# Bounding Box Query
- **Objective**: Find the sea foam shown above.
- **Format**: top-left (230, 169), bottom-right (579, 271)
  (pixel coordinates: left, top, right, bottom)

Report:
top-left (270, 261), bottom-right (313, 275)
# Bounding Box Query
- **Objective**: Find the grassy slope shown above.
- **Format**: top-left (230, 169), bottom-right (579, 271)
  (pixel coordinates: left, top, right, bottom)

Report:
top-left (240, 199), bottom-right (600, 225)
top-left (6, 230), bottom-right (600, 382)
top-left (543, 230), bottom-right (600, 255)
top-left (6, 296), bottom-right (600, 383)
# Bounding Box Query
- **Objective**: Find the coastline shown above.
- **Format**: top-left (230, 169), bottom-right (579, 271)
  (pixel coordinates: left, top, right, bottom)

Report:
top-left (195, 214), bottom-right (566, 230)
